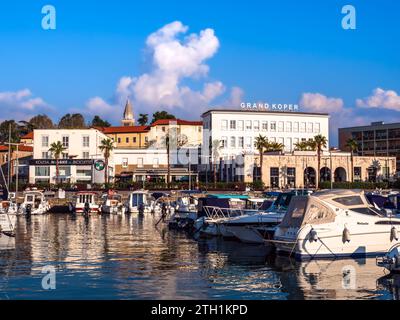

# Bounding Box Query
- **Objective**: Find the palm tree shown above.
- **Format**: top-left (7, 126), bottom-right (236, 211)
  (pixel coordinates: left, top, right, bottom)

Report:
top-left (254, 135), bottom-right (268, 182)
top-left (99, 138), bottom-right (115, 184)
top-left (48, 141), bottom-right (66, 184)
top-left (267, 142), bottom-right (285, 152)
top-left (346, 138), bottom-right (358, 182)
top-left (313, 135), bottom-right (328, 189)
top-left (212, 139), bottom-right (222, 189)
top-left (161, 129), bottom-right (187, 189)
top-left (138, 114), bottom-right (149, 126)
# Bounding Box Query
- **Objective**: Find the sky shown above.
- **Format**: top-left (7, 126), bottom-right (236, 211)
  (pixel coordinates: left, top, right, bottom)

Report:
top-left (0, 0), bottom-right (399, 146)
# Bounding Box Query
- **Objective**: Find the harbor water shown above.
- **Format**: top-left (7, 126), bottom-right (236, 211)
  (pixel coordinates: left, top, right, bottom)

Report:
top-left (0, 213), bottom-right (398, 300)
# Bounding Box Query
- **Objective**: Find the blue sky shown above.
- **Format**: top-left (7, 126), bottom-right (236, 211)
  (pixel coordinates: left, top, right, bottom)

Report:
top-left (0, 0), bottom-right (399, 145)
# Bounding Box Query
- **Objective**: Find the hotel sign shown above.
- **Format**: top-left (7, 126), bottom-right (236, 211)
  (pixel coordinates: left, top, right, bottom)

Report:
top-left (30, 159), bottom-right (94, 166)
top-left (241, 102), bottom-right (300, 112)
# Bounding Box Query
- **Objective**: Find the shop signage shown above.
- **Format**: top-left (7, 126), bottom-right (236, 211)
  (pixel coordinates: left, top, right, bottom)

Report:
top-left (30, 159), bottom-right (94, 166)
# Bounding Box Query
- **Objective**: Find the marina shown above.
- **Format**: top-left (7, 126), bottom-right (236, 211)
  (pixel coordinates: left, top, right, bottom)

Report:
top-left (1, 188), bottom-right (400, 300)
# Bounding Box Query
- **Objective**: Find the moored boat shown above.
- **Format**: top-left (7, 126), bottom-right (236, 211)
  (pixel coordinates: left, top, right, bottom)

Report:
top-left (69, 191), bottom-right (100, 215)
top-left (274, 189), bottom-right (400, 259)
top-left (19, 190), bottom-right (50, 215)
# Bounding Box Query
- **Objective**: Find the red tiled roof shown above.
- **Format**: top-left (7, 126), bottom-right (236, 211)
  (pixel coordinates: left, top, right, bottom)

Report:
top-left (21, 132), bottom-right (34, 139)
top-left (151, 119), bottom-right (203, 126)
top-left (99, 126), bottom-right (150, 134)
top-left (0, 145), bottom-right (33, 152)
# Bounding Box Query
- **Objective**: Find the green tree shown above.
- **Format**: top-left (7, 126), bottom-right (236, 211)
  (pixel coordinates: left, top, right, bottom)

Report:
top-left (48, 141), bottom-right (66, 184)
top-left (29, 114), bottom-right (54, 129)
top-left (91, 115), bottom-right (111, 128)
top-left (254, 135), bottom-right (268, 182)
top-left (58, 113), bottom-right (86, 129)
top-left (0, 120), bottom-right (20, 144)
top-left (314, 134), bottom-right (328, 189)
top-left (266, 141), bottom-right (285, 152)
top-left (151, 111), bottom-right (176, 124)
top-left (138, 114), bottom-right (149, 126)
top-left (99, 138), bottom-right (115, 184)
top-left (346, 138), bottom-right (359, 182)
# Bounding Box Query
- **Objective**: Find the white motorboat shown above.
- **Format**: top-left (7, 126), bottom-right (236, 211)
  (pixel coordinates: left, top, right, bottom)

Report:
top-left (125, 190), bottom-right (153, 214)
top-left (101, 191), bottom-right (126, 215)
top-left (0, 211), bottom-right (16, 237)
top-left (274, 189), bottom-right (400, 259)
top-left (377, 243), bottom-right (400, 273)
top-left (175, 195), bottom-right (199, 221)
top-left (19, 191), bottom-right (50, 215)
top-left (69, 191), bottom-right (100, 215)
top-left (0, 200), bottom-right (18, 215)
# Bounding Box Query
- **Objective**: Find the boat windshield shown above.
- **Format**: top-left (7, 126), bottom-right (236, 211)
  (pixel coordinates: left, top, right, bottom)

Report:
top-left (132, 194), bottom-right (145, 206)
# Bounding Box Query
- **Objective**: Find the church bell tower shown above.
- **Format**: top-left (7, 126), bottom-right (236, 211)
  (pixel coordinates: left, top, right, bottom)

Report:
top-left (121, 99), bottom-right (135, 126)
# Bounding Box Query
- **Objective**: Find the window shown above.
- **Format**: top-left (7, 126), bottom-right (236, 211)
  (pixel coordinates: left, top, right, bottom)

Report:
top-left (137, 158), bottom-right (144, 168)
top-left (153, 158), bottom-right (159, 168)
top-left (118, 138), bottom-right (121, 143)
top-left (35, 166), bottom-right (50, 176)
top-left (62, 136), bottom-right (69, 148)
top-left (82, 136), bottom-right (90, 148)
top-left (59, 166), bottom-right (71, 177)
top-left (221, 137), bottom-right (228, 148)
top-left (293, 122), bottom-right (299, 133)
top-left (286, 138), bottom-right (292, 152)
top-left (230, 137), bottom-right (236, 148)
top-left (278, 122), bottom-right (284, 132)
top-left (162, 126), bottom-right (166, 132)
top-left (77, 169), bottom-right (91, 177)
top-left (230, 120), bottom-right (236, 130)
top-left (238, 120), bottom-right (244, 131)
top-left (245, 137), bottom-right (252, 148)
top-left (270, 167), bottom-right (279, 188)
top-left (245, 120), bottom-right (252, 130)
top-left (307, 122), bottom-right (313, 133)
top-left (133, 137), bottom-right (137, 143)
top-left (82, 152), bottom-right (89, 159)
top-left (122, 158), bottom-right (128, 168)
top-left (285, 122), bottom-right (292, 132)
top-left (278, 138), bottom-right (284, 146)
top-left (238, 137), bottom-right (244, 148)
top-left (126, 137), bottom-right (129, 143)
top-left (354, 167), bottom-right (362, 182)
top-left (42, 152), bottom-right (49, 159)
top-left (294, 138), bottom-right (299, 146)
top-left (262, 121), bottom-right (268, 131)
top-left (333, 196), bottom-right (364, 206)
top-left (287, 168), bottom-right (296, 187)
top-left (253, 120), bottom-right (260, 131)
top-left (41, 135), bottom-right (49, 147)
top-left (221, 120), bottom-right (228, 130)
top-left (62, 153), bottom-right (69, 159)
top-left (300, 122), bottom-right (306, 133)
top-left (314, 123), bottom-right (320, 134)
top-left (270, 122), bottom-right (276, 132)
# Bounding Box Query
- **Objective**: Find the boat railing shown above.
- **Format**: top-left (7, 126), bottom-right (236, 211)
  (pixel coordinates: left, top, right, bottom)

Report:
top-left (203, 206), bottom-right (244, 219)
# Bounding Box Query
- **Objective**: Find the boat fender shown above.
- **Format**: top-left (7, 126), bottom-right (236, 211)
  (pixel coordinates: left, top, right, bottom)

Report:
top-left (390, 226), bottom-right (399, 242)
top-left (308, 228), bottom-right (318, 242)
top-left (342, 227), bottom-right (350, 243)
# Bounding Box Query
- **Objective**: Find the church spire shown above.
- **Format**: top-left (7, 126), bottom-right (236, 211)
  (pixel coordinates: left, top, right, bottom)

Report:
top-left (121, 98), bottom-right (135, 126)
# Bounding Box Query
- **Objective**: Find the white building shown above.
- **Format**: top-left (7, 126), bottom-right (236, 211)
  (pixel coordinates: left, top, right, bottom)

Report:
top-left (202, 108), bottom-right (330, 157)
top-left (29, 129), bottom-right (113, 184)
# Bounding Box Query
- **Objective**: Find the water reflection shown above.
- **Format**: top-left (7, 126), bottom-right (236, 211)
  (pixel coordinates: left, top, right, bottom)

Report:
top-left (0, 214), bottom-right (395, 299)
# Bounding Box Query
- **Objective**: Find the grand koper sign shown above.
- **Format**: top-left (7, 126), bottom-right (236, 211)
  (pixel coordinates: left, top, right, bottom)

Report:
top-left (30, 159), bottom-right (94, 166)
top-left (241, 102), bottom-right (299, 112)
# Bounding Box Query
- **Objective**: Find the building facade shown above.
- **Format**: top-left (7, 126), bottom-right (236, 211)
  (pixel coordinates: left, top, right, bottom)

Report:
top-left (339, 121), bottom-right (400, 172)
top-left (202, 109), bottom-right (330, 159)
top-left (0, 144), bottom-right (33, 184)
top-left (236, 151), bottom-right (396, 188)
top-left (29, 128), bottom-right (112, 184)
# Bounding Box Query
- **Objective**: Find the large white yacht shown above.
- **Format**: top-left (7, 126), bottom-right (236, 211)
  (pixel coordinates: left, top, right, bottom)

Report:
top-left (274, 189), bottom-right (400, 259)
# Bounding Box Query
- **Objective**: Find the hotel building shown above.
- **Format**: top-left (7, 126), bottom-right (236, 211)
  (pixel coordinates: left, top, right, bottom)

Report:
top-left (29, 128), bottom-right (112, 184)
top-left (202, 109), bottom-right (330, 157)
top-left (339, 121), bottom-right (400, 172)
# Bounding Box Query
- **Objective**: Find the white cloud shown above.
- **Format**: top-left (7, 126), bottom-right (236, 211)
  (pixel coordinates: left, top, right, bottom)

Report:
top-left (0, 89), bottom-right (50, 121)
top-left (356, 88), bottom-right (400, 111)
top-left (84, 21), bottom-right (241, 120)
top-left (300, 92), bottom-right (344, 113)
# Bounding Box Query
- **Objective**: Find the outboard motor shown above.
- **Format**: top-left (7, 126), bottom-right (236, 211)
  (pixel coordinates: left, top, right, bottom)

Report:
top-left (84, 201), bottom-right (90, 218)
top-left (26, 204), bottom-right (32, 218)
